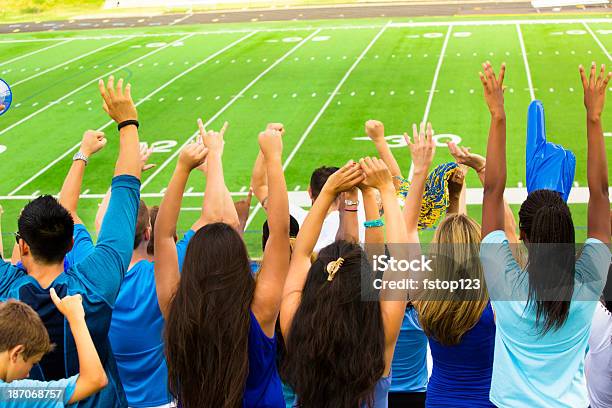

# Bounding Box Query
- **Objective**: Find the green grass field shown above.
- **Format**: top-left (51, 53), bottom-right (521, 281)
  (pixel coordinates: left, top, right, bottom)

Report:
top-left (0, 14), bottom-right (610, 257)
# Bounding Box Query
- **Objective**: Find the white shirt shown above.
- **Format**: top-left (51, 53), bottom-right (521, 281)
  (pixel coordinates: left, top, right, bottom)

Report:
top-left (289, 202), bottom-right (366, 253)
top-left (586, 301), bottom-right (612, 408)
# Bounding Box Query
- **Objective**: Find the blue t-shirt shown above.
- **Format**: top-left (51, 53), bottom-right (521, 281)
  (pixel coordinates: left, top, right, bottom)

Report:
top-left (0, 175), bottom-right (141, 408)
top-left (109, 229), bottom-right (195, 408)
top-left (480, 230), bottom-right (610, 408)
top-left (0, 374), bottom-right (78, 407)
top-left (426, 303), bottom-right (495, 407)
top-left (390, 306), bottom-right (428, 393)
top-left (244, 310), bottom-right (284, 407)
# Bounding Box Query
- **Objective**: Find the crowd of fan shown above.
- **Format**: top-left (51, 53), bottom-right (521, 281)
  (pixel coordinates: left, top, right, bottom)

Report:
top-left (0, 61), bottom-right (609, 408)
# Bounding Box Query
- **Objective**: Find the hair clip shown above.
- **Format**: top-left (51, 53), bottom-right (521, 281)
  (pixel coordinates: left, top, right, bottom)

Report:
top-left (326, 257), bottom-right (345, 281)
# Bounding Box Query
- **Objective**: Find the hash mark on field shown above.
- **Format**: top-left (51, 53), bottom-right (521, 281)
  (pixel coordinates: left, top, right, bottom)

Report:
top-left (8, 32), bottom-right (256, 197)
top-left (140, 29), bottom-right (324, 192)
top-left (583, 22), bottom-right (612, 61)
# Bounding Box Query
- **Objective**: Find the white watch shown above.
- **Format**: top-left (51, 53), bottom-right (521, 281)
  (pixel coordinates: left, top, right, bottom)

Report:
top-left (72, 151), bottom-right (89, 166)
top-left (344, 199), bottom-right (359, 207)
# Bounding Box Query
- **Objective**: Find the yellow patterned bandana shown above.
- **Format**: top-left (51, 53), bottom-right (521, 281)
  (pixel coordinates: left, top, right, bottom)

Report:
top-left (395, 162), bottom-right (460, 230)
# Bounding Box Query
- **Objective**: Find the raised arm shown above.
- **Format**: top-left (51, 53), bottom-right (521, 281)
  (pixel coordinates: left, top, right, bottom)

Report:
top-left (59, 131), bottom-right (107, 224)
top-left (335, 189), bottom-right (360, 243)
top-left (448, 142), bottom-right (518, 243)
top-left (403, 123), bottom-right (436, 243)
top-left (75, 77), bottom-right (143, 304)
top-left (280, 162), bottom-right (364, 337)
top-left (251, 128), bottom-right (290, 336)
top-left (366, 120), bottom-right (403, 190)
top-left (580, 62), bottom-right (611, 243)
top-left (250, 123), bottom-right (285, 208)
top-left (480, 63), bottom-right (507, 237)
top-left (154, 143), bottom-right (208, 318)
top-left (49, 289), bottom-right (107, 404)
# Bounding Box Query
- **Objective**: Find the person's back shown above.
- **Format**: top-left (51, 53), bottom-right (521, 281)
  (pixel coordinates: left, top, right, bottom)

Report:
top-left (426, 303), bottom-right (495, 407)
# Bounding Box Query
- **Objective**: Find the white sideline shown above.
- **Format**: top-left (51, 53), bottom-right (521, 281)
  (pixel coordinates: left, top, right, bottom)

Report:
top-left (1, 18), bottom-right (612, 43)
top-left (0, 39), bottom-right (73, 67)
top-left (12, 37), bottom-right (133, 87)
top-left (582, 21), bottom-right (612, 61)
top-left (139, 28), bottom-right (323, 190)
top-left (516, 23), bottom-right (536, 101)
top-left (244, 22), bottom-right (392, 230)
top-left (7, 31), bottom-right (257, 196)
top-left (0, 34), bottom-right (194, 141)
top-left (0, 187), bottom-right (606, 205)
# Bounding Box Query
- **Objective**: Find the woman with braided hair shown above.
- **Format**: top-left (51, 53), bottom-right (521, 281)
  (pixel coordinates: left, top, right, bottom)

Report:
top-left (479, 62), bottom-right (611, 408)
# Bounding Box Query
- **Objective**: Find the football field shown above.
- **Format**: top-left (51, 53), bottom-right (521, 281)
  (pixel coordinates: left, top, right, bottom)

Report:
top-left (0, 14), bottom-right (611, 256)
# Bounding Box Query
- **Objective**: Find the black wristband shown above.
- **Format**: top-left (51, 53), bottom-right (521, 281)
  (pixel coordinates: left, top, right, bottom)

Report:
top-left (118, 119), bottom-right (139, 131)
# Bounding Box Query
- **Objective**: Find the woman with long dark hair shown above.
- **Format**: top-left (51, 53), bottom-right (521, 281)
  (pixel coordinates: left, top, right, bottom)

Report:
top-left (479, 62), bottom-right (611, 407)
top-left (154, 121), bottom-right (290, 407)
top-left (280, 124), bottom-right (435, 408)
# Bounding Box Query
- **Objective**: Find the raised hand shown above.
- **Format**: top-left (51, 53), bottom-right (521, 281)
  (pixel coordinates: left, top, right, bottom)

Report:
top-left (266, 122), bottom-right (285, 137)
top-left (178, 142), bottom-right (208, 172)
top-left (258, 128), bottom-right (283, 159)
top-left (447, 141), bottom-right (485, 173)
top-left (365, 120), bottom-right (385, 142)
top-left (580, 62), bottom-right (611, 121)
top-left (80, 130), bottom-right (107, 157)
top-left (198, 119), bottom-right (227, 154)
top-left (234, 188), bottom-right (253, 233)
top-left (322, 161), bottom-right (365, 195)
top-left (50, 288), bottom-right (85, 323)
top-left (140, 144), bottom-right (155, 172)
top-left (360, 157), bottom-right (394, 191)
top-left (405, 122), bottom-right (436, 175)
top-left (479, 62), bottom-right (506, 118)
top-left (98, 76), bottom-right (137, 123)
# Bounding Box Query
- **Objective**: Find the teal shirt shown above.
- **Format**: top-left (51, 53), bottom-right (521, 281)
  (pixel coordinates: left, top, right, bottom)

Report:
top-left (0, 375), bottom-right (78, 407)
top-left (480, 230), bottom-right (610, 408)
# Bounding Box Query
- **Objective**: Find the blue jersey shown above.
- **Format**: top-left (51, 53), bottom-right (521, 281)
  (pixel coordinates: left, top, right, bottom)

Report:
top-left (0, 175), bottom-right (141, 408)
top-left (109, 230), bottom-right (195, 407)
top-left (390, 306), bottom-right (428, 393)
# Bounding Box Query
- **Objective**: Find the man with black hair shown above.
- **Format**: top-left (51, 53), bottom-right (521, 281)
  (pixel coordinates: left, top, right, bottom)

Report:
top-left (0, 76), bottom-right (142, 408)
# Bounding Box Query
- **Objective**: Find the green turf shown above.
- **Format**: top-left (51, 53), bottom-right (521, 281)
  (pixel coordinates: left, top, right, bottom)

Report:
top-left (0, 15), bottom-right (610, 258)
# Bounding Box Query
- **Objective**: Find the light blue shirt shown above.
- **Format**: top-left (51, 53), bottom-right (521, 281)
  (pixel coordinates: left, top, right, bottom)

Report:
top-left (480, 230), bottom-right (610, 408)
top-left (0, 374), bottom-right (78, 407)
top-left (390, 306), bottom-right (428, 393)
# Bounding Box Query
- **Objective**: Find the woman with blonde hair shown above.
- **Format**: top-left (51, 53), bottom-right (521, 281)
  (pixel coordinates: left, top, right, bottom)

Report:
top-left (412, 144), bottom-right (517, 407)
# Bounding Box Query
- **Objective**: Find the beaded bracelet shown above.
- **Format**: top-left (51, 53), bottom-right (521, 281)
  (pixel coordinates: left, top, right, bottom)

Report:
top-left (364, 218), bottom-right (384, 229)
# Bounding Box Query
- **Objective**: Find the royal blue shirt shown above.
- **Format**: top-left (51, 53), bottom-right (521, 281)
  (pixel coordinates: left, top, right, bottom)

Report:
top-left (390, 306), bottom-right (428, 393)
top-left (109, 229), bottom-right (195, 408)
top-left (244, 310), bottom-right (284, 407)
top-left (426, 303), bottom-right (495, 407)
top-left (0, 175), bottom-right (141, 408)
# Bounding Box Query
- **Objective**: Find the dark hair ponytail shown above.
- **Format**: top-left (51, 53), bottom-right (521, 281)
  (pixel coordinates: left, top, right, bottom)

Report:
top-left (519, 190), bottom-right (576, 334)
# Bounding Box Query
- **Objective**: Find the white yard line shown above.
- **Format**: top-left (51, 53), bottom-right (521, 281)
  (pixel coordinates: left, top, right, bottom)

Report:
top-left (582, 21), bottom-right (612, 61)
top-left (516, 23), bottom-right (536, 101)
top-left (12, 37), bottom-right (133, 87)
top-left (139, 29), bottom-right (323, 190)
top-left (244, 22), bottom-right (391, 229)
top-left (0, 33), bottom-right (195, 141)
top-left (0, 187), bottom-right (604, 205)
top-left (407, 24), bottom-right (453, 180)
top-left (1, 18), bottom-right (611, 43)
top-left (0, 39), bottom-right (73, 67)
top-left (8, 31), bottom-right (257, 196)
top-left (169, 13), bottom-right (194, 26)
